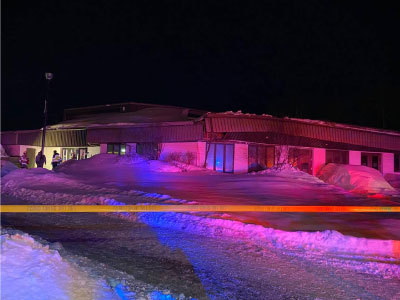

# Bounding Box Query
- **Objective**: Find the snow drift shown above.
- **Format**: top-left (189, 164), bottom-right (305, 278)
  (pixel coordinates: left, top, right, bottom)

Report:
top-left (318, 163), bottom-right (397, 195)
top-left (1, 231), bottom-right (114, 300)
top-left (56, 153), bottom-right (203, 174)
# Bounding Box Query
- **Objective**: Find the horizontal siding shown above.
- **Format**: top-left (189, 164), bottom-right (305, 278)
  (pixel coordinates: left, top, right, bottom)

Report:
top-left (2, 130), bottom-right (87, 147)
top-left (88, 123), bottom-right (204, 143)
top-left (207, 116), bottom-right (400, 152)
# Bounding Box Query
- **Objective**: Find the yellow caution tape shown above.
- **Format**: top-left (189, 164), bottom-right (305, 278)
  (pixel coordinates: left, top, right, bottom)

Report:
top-left (1, 205), bottom-right (400, 213)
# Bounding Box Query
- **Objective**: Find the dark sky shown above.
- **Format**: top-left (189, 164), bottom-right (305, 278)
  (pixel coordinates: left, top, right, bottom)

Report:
top-left (2, 1), bottom-right (400, 131)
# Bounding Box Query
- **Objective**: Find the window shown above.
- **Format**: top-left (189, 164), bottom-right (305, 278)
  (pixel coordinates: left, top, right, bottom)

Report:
top-left (326, 150), bottom-right (349, 165)
top-left (205, 143), bottom-right (234, 173)
top-left (248, 145), bottom-right (275, 172)
top-left (361, 152), bottom-right (381, 171)
top-left (394, 154), bottom-right (400, 172)
top-left (107, 143), bottom-right (126, 155)
top-left (62, 148), bottom-right (88, 161)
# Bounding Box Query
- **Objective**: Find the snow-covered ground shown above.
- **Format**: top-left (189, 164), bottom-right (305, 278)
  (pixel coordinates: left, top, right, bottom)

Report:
top-left (1, 230), bottom-right (115, 300)
top-left (1, 227), bottom-right (199, 300)
top-left (2, 201), bottom-right (400, 300)
top-left (2, 154), bottom-right (400, 299)
top-left (2, 154), bottom-right (400, 249)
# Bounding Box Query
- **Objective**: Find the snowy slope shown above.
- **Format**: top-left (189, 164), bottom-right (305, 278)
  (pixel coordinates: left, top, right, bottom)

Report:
top-left (1, 231), bottom-right (116, 300)
top-left (2, 154), bottom-right (400, 257)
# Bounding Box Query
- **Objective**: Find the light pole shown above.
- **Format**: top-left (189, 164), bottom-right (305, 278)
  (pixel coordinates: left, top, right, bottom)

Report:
top-left (40, 73), bottom-right (53, 156)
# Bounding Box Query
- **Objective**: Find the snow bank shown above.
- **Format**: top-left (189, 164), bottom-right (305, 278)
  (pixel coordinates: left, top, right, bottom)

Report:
top-left (56, 153), bottom-right (200, 173)
top-left (318, 163), bottom-right (397, 195)
top-left (1, 159), bottom-right (18, 177)
top-left (1, 232), bottom-right (114, 300)
top-left (138, 212), bottom-right (400, 260)
top-left (251, 163), bottom-right (325, 184)
top-left (385, 173), bottom-right (400, 189)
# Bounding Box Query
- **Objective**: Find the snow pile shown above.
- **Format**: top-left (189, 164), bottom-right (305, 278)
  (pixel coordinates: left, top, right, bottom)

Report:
top-left (385, 173), bottom-right (400, 189)
top-left (318, 163), bottom-right (397, 195)
top-left (1, 232), bottom-right (114, 300)
top-left (2, 167), bottom-right (80, 187)
top-left (138, 212), bottom-right (400, 261)
top-left (1, 159), bottom-right (18, 177)
top-left (251, 163), bottom-right (324, 184)
top-left (56, 153), bottom-right (199, 173)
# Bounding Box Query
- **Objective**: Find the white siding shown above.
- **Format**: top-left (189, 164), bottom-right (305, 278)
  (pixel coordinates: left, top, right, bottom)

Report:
top-left (234, 143), bottom-right (248, 174)
top-left (87, 146), bottom-right (101, 157)
top-left (159, 142), bottom-right (199, 165)
top-left (381, 153), bottom-right (394, 175)
top-left (197, 142), bottom-right (206, 167)
top-left (100, 144), bottom-right (107, 154)
top-left (349, 151), bottom-right (361, 165)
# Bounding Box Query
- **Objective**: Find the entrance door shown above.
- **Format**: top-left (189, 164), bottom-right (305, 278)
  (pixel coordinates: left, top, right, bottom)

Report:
top-left (205, 143), bottom-right (234, 173)
top-left (26, 148), bottom-right (36, 168)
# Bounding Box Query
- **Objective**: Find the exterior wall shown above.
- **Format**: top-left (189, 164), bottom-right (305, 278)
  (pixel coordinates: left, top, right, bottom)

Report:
top-left (234, 143), bottom-right (248, 174)
top-left (381, 152), bottom-right (394, 175)
top-left (3, 145), bottom-right (24, 156)
top-left (197, 142), bottom-right (206, 167)
top-left (349, 151), bottom-right (361, 165)
top-left (312, 148), bottom-right (326, 176)
top-left (159, 142), bottom-right (199, 165)
top-left (100, 144), bottom-right (107, 154)
top-left (87, 146), bottom-right (101, 158)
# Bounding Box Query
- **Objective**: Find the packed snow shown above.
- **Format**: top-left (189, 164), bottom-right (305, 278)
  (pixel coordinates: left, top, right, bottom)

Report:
top-left (0, 230), bottom-right (116, 300)
top-left (318, 163), bottom-right (397, 195)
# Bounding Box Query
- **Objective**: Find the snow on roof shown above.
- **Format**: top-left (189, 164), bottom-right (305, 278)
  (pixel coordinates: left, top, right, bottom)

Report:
top-left (50, 107), bottom-right (198, 129)
top-left (206, 111), bottom-right (400, 137)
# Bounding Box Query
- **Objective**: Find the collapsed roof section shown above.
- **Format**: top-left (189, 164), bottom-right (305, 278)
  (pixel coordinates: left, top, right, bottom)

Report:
top-left (204, 112), bottom-right (400, 152)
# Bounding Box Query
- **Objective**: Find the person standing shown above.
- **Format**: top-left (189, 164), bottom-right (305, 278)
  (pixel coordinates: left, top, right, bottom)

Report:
top-left (51, 150), bottom-right (62, 169)
top-left (19, 151), bottom-right (29, 168)
top-left (36, 151), bottom-right (46, 168)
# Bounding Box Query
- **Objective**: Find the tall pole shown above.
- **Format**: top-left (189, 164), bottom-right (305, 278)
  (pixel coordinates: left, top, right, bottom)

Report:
top-left (41, 73), bottom-right (53, 155)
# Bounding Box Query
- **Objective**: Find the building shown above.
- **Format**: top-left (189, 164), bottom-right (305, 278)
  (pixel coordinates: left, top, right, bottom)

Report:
top-left (2, 102), bottom-right (400, 177)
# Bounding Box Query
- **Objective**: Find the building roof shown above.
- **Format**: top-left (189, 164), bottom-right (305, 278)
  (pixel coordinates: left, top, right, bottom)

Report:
top-left (58, 101), bottom-right (208, 129)
top-left (204, 112), bottom-right (400, 152)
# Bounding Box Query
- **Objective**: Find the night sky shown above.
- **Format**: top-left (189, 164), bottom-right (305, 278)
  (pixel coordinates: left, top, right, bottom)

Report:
top-left (2, 1), bottom-right (400, 131)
